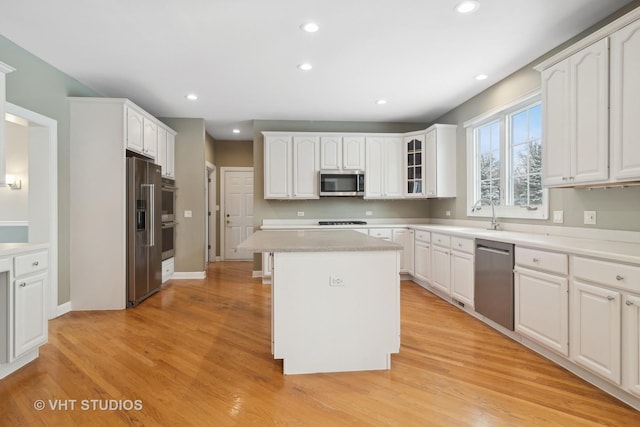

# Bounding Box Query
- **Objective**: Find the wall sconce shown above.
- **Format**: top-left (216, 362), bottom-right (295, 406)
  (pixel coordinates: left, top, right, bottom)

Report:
top-left (5, 175), bottom-right (21, 190)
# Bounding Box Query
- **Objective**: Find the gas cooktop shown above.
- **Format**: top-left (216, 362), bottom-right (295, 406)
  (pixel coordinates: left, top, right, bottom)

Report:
top-left (318, 221), bottom-right (368, 226)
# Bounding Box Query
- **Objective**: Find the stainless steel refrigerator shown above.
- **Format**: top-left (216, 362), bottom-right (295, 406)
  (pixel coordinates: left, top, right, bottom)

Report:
top-left (126, 156), bottom-right (162, 307)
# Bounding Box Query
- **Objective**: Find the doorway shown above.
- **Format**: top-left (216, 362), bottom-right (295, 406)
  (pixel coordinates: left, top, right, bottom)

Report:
top-left (205, 162), bottom-right (216, 263)
top-left (220, 167), bottom-right (253, 260)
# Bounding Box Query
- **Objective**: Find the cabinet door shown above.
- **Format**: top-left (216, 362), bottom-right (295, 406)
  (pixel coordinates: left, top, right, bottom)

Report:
top-left (414, 241), bottom-right (431, 282)
top-left (624, 293), bottom-right (640, 398)
top-left (610, 20), bottom-right (640, 181)
top-left (451, 250), bottom-right (474, 308)
top-left (570, 280), bottom-right (621, 384)
top-left (14, 273), bottom-right (48, 360)
top-left (384, 137), bottom-right (404, 198)
top-left (515, 267), bottom-right (568, 356)
top-left (570, 38), bottom-right (609, 185)
top-left (342, 136), bottom-right (365, 170)
top-left (364, 137), bottom-right (384, 198)
top-left (392, 229), bottom-right (414, 274)
top-left (431, 245), bottom-right (451, 295)
top-left (264, 136), bottom-right (292, 199)
top-left (405, 134), bottom-right (425, 197)
top-left (142, 117), bottom-right (158, 158)
top-left (157, 127), bottom-right (167, 176)
top-left (425, 129), bottom-right (438, 197)
top-left (293, 136), bottom-right (320, 199)
top-left (166, 133), bottom-right (175, 179)
top-left (126, 107), bottom-right (144, 153)
top-left (320, 136), bottom-right (341, 170)
top-left (542, 61), bottom-right (571, 186)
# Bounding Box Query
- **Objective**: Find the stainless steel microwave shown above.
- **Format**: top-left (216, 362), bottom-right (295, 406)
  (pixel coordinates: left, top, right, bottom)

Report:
top-left (319, 170), bottom-right (365, 196)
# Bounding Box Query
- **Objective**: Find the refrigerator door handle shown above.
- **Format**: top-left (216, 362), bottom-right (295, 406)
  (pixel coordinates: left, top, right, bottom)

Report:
top-left (141, 184), bottom-right (155, 247)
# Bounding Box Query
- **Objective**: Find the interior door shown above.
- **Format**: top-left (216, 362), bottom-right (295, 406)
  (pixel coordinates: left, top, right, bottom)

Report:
top-left (224, 170), bottom-right (254, 260)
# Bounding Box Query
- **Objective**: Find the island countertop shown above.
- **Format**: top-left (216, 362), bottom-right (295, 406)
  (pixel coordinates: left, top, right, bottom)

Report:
top-left (238, 230), bottom-right (402, 253)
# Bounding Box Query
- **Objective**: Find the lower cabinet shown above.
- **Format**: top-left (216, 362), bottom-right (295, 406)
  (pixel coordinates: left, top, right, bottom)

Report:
top-left (450, 237), bottom-right (474, 308)
top-left (393, 228), bottom-right (414, 275)
top-left (624, 292), bottom-right (640, 398)
top-left (514, 266), bottom-right (568, 356)
top-left (161, 257), bottom-right (174, 284)
top-left (570, 280), bottom-right (621, 384)
top-left (431, 244), bottom-right (451, 295)
top-left (414, 231), bottom-right (431, 283)
top-left (14, 273), bottom-right (47, 359)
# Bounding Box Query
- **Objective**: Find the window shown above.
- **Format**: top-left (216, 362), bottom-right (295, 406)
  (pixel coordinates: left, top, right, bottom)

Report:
top-left (466, 92), bottom-right (548, 220)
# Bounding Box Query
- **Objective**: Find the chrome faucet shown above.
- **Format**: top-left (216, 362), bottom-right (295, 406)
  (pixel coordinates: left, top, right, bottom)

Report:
top-left (472, 199), bottom-right (499, 230)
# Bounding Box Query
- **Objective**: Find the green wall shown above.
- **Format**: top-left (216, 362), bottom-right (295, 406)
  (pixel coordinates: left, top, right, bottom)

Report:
top-left (1, 35), bottom-right (102, 304)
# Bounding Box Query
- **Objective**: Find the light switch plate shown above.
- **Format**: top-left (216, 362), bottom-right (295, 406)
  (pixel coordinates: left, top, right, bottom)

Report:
top-left (297, 211), bottom-right (304, 217)
top-left (553, 210), bottom-right (564, 224)
top-left (184, 210), bottom-right (193, 218)
top-left (584, 210), bottom-right (596, 225)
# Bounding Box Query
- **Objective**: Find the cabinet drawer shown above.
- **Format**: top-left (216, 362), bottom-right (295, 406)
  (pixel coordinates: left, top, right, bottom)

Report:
top-left (369, 228), bottom-right (392, 240)
top-left (572, 256), bottom-right (640, 292)
top-left (14, 251), bottom-right (48, 277)
top-left (415, 230), bottom-right (431, 243)
top-left (431, 233), bottom-right (450, 247)
top-left (515, 247), bottom-right (567, 275)
top-left (451, 237), bottom-right (474, 253)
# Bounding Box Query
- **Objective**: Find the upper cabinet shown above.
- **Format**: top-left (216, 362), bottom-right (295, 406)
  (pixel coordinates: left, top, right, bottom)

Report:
top-left (0, 61), bottom-right (16, 187)
top-left (157, 126), bottom-right (176, 179)
top-left (537, 10), bottom-right (640, 187)
top-left (365, 136), bottom-right (403, 199)
top-left (405, 134), bottom-right (425, 197)
top-left (424, 124), bottom-right (457, 198)
top-left (541, 39), bottom-right (609, 187)
top-left (263, 133), bottom-right (320, 199)
top-left (320, 136), bottom-right (365, 170)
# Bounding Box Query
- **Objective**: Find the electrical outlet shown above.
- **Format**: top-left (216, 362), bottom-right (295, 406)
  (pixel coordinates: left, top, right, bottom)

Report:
top-left (329, 276), bottom-right (344, 287)
top-left (553, 210), bottom-right (564, 224)
top-left (365, 211), bottom-right (373, 216)
top-left (297, 211), bottom-right (304, 217)
top-left (584, 210), bottom-right (597, 225)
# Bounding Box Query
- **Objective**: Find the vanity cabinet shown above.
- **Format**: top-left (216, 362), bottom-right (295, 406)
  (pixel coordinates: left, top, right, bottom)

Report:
top-left (320, 136), bottom-right (365, 170)
top-left (514, 247), bottom-right (569, 356)
top-left (14, 272), bottom-right (47, 359)
top-left (365, 136), bottom-right (404, 199)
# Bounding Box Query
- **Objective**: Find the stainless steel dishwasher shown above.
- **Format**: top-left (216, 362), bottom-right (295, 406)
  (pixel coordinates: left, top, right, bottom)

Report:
top-left (474, 239), bottom-right (515, 330)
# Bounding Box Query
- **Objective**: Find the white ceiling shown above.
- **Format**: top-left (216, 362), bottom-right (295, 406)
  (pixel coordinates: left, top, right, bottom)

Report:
top-left (0, 0), bottom-right (632, 140)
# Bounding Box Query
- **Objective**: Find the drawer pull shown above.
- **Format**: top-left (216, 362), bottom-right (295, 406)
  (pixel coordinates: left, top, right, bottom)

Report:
top-left (32, 261), bottom-right (39, 267)
top-left (607, 295), bottom-right (615, 301)
top-left (19, 283), bottom-right (26, 287)
top-left (458, 243), bottom-right (463, 247)
top-left (627, 300), bottom-right (634, 306)
top-left (532, 258), bottom-right (539, 263)
top-left (615, 275), bottom-right (624, 281)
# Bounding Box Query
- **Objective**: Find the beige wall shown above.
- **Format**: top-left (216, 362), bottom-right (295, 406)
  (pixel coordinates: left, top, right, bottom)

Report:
top-left (205, 132), bottom-right (215, 164)
top-left (1, 120), bottom-right (29, 221)
top-left (430, 2), bottom-right (640, 231)
top-left (160, 118), bottom-right (207, 273)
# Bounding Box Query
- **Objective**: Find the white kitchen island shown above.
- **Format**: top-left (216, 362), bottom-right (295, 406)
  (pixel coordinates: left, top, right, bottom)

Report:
top-left (238, 230), bottom-right (402, 375)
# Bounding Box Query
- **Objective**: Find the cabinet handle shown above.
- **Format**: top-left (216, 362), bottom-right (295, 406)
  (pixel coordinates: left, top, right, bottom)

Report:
top-left (32, 261), bottom-right (39, 267)
top-left (19, 283), bottom-right (26, 287)
top-left (458, 243), bottom-right (463, 247)
top-left (562, 177), bottom-right (568, 181)
top-left (532, 258), bottom-right (539, 263)
top-left (616, 275), bottom-right (624, 281)
top-left (607, 295), bottom-right (615, 301)
top-left (627, 300), bottom-right (634, 306)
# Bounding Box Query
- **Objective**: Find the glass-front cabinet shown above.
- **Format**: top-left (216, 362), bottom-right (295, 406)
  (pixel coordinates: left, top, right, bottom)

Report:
top-left (405, 134), bottom-right (425, 197)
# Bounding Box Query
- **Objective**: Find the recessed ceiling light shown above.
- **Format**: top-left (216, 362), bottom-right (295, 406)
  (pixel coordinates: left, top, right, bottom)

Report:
top-left (298, 63), bottom-right (313, 71)
top-left (185, 93), bottom-right (198, 100)
top-left (376, 99), bottom-right (387, 105)
top-left (232, 129), bottom-right (240, 134)
top-left (455, 1), bottom-right (480, 14)
top-left (475, 73), bottom-right (488, 81)
top-left (301, 22), bottom-right (319, 33)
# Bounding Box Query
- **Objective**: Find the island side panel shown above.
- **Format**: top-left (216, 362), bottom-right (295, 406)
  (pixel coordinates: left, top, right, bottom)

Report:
top-left (272, 250), bottom-right (400, 375)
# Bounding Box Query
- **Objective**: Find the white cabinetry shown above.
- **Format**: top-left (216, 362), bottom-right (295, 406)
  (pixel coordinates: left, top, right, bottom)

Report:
top-left (263, 133), bottom-right (320, 199)
top-left (624, 292), bottom-right (640, 398)
top-left (541, 38), bottom-right (609, 187)
top-left (14, 273), bottom-right (47, 359)
top-left (157, 127), bottom-right (176, 179)
top-left (431, 233), bottom-right (451, 295)
top-left (69, 98), bottom-right (176, 310)
top-left (424, 125), bottom-right (457, 198)
top-left (125, 105), bottom-right (167, 160)
top-left (610, 19), bottom-right (640, 182)
top-left (450, 237), bottom-right (474, 308)
top-left (414, 230), bottom-right (431, 283)
top-left (405, 134), bottom-right (425, 197)
top-left (142, 117), bottom-right (158, 158)
top-left (392, 228), bottom-right (414, 275)
top-left (570, 256), bottom-right (640, 385)
top-left (320, 136), bottom-right (365, 171)
top-left (365, 136), bottom-right (403, 199)
top-left (514, 247), bottom-right (569, 356)
top-left (126, 106), bottom-right (144, 154)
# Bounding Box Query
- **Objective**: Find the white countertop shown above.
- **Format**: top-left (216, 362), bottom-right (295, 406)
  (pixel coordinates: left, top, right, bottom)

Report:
top-left (238, 230), bottom-right (402, 252)
top-left (0, 242), bottom-right (49, 258)
top-left (260, 221), bottom-right (640, 265)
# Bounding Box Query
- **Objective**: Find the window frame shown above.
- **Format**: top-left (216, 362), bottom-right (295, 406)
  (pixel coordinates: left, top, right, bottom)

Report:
top-left (465, 91), bottom-right (549, 220)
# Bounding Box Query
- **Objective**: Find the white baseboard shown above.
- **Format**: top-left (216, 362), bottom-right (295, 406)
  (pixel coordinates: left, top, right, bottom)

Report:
top-left (54, 301), bottom-right (72, 318)
top-left (172, 271), bottom-right (206, 279)
top-left (215, 256), bottom-right (221, 261)
top-left (252, 270), bottom-right (263, 278)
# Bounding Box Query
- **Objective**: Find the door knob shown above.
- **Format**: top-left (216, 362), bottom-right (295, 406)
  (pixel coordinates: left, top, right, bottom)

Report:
top-left (226, 220), bottom-right (231, 224)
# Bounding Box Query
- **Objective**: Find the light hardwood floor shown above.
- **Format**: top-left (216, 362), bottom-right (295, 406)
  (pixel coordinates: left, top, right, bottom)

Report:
top-left (1, 261), bottom-right (639, 426)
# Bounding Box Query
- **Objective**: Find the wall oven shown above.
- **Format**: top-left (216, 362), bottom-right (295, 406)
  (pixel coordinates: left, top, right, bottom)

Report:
top-left (161, 178), bottom-right (177, 260)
